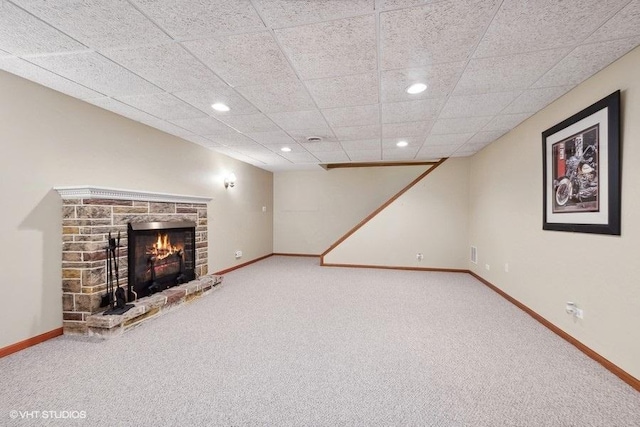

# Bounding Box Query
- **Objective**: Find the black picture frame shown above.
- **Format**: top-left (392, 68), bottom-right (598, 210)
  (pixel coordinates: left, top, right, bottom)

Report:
top-left (542, 90), bottom-right (621, 235)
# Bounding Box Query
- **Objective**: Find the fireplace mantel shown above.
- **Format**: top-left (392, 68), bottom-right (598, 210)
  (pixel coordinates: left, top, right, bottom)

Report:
top-left (54, 186), bottom-right (213, 204)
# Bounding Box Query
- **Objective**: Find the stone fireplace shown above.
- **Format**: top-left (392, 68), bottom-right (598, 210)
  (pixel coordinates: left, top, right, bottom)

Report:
top-left (55, 186), bottom-right (221, 338)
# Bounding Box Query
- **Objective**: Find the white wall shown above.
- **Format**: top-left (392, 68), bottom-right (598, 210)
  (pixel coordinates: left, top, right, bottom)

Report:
top-left (468, 46), bottom-right (640, 380)
top-left (323, 158), bottom-right (469, 269)
top-left (0, 71), bottom-right (273, 348)
top-left (274, 166), bottom-right (429, 255)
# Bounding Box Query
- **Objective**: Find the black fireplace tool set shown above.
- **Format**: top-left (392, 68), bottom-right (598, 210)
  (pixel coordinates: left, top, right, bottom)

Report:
top-left (101, 231), bottom-right (134, 315)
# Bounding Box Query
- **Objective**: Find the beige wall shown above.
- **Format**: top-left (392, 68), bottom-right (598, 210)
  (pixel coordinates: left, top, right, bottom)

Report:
top-left (468, 46), bottom-right (640, 379)
top-left (323, 158), bottom-right (469, 269)
top-left (0, 71), bottom-right (273, 348)
top-left (274, 166), bottom-right (429, 255)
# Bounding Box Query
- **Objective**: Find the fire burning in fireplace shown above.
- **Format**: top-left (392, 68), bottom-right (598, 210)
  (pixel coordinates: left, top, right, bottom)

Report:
top-left (148, 233), bottom-right (180, 260)
top-left (128, 222), bottom-right (197, 299)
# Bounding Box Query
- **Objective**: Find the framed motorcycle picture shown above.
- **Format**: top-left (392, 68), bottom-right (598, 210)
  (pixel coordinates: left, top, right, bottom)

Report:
top-left (542, 90), bottom-right (621, 235)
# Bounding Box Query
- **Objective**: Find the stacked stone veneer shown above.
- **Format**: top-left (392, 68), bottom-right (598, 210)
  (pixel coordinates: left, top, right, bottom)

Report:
top-left (61, 198), bottom-right (209, 336)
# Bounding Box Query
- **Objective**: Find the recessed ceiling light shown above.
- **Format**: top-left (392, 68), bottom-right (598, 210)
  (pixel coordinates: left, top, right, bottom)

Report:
top-left (211, 103), bottom-right (230, 112)
top-left (281, 147), bottom-right (292, 152)
top-left (396, 141), bottom-right (409, 147)
top-left (406, 83), bottom-right (427, 94)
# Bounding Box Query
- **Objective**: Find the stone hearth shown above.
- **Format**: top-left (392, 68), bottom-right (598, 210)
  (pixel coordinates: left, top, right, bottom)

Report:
top-left (54, 186), bottom-right (214, 337)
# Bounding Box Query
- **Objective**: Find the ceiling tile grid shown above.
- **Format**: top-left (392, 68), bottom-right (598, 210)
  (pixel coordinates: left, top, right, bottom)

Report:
top-left (275, 14), bottom-right (377, 80)
top-left (13, 0), bottom-right (172, 50)
top-left (1, 0), bottom-right (638, 171)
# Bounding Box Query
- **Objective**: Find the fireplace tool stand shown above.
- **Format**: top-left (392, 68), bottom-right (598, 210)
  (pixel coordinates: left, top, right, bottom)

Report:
top-left (103, 232), bottom-right (134, 315)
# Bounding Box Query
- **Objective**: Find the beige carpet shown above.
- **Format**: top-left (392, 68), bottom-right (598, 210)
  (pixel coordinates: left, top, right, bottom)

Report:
top-left (1, 256), bottom-right (639, 426)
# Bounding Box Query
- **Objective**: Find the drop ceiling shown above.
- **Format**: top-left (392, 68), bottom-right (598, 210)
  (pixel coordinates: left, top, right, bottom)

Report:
top-left (1, 0), bottom-right (639, 172)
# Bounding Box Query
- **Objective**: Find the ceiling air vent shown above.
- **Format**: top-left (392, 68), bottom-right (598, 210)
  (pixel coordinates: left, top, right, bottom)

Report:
top-left (306, 136), bottom-right (322, 143)
top-left (470, 246), bottom-right (478, 264)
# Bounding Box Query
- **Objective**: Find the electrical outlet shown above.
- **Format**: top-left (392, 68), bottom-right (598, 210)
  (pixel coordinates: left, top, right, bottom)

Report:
top-left (485, 264), bottom-right (490, 271)
top-left (504, 263), bottom-right (509, 272)
top-left (416, 253), bottom-right (424, 261)
top-left (575, 308), bottom-right (584, 319)
top-left (234, 250), bottom-right (242, 259)
top-left (262, 206), bottom-right (267, 212)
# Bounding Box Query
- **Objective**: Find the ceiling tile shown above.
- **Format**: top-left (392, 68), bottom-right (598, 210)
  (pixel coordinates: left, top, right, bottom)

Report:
top-left (382, 121), bottom-right (433, 138)
top-left (213, 146), bottom-right (267, 164)
top-left (474, 0), bottom-right (629, 58)
top-left (244, 130), bottom-right (297, 145)
top-left (424, 133), bottom-right (474, 147)
top-left (502, 86), bottom-right (574, 114)
top-left (382, 136), bottom-right (423, 149)
top-left (313, 151), bottom-right (350, 163)
top-left (280, 151), bottom-right (320, 163)
top-left (27, 52), bottom-right (161, 97)
top-left (114, 92), bottom-right (207, 120)
top-left (235, 80), bottom-right (316, 113)
top-left (88, 96), bottom-right (167, 124)
top-left (305, 72), bottom-right (378, 109)
top-left (381, 98), bottom-right (444, 123)
top-left (439, 92), bottom-right (520, 118)
top-left (135, 116), bottom-right (194, 137)
top-left (347, 149), bottom-right (382, 161)
top-left (333, 124), bottom-right (380, 141)
top-left (415, 145), bottom-right (456, 159)
top-left (170, 116), bottom-right (237, 135)
top-left (184, 32), bottom-right (296, 87)
top-left (455, 141), bottom-right (490, 154)
top-left (103, 43), bottom-right (228, 93)
top-left (275, 15), bottom-right (377, 79)
top-left (254, 0), bottom-right (373, 27)
top-left (380, 0), bottom-right (500, 69)
top-left (467, 130), bottom-right (507, 145)
top-left (15, 0), bottom-right (171, 49)
top-left (173, 87), bottom-right (259, 117)
top-left (532, 37), bottom-right (640, 88)
top-left (288, 129), bottom-right (337, 144)
top-left (216, 113), bottom-right (280, 133)
top-left (132, 0), bottom-right (264, 39)
top-left (431, 117), bottom-right (493, 134)
top-left (586, 0), bottom-right (640, 43)
top-left (382, 147), bottom-right (419, 160)
top-left (379, 0), bottom-right (436, 9)
top-left (322, 104), bottom-right (379, 128)
top-left (231, 143), bottom-right (278, 157)
top-left (89, 98), bottom-right (200, 138)
top-left (450, 149), bottom-right (476, 158)
top-left (263, 142), bottom-right (306, 154)
top-left (0, 2), bottom-right (87, 55)
top-left (380, 62), bottom-right (465, 102)
top-left (247, 152), bottom-right (293, 165)
top-left (203, 132), bottom-right (257, 147)
top-left (0, 57), bottom-right (103, 99)
top-left (483, 113), bottom-right (532, 131)
top-left (268, 110), bottom-right (329, 131)
top-left (300, 141), bottom-right (343, 153)
top-left (181, 134), bottom-right (221, 147)
top-left (340, 139), bottom-right (381, 151)
top-left (453, 48), bottom-right (569, 96)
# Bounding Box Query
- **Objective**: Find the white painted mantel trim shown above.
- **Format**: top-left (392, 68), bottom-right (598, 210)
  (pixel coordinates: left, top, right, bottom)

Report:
top-left (53, 186), bottom-right (213, 204)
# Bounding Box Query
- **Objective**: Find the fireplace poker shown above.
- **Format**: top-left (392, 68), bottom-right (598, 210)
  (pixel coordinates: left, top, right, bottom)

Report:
top-left (108, 232), bottom-right (116, 310)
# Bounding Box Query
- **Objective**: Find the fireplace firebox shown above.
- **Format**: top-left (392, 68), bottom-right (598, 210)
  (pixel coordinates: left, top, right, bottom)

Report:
top-left (128, 221), bottom-right (196, 299)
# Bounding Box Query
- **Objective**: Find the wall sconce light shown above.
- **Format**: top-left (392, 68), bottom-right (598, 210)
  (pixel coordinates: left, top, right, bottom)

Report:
top-left (224, 173), bottom-right (236, 189)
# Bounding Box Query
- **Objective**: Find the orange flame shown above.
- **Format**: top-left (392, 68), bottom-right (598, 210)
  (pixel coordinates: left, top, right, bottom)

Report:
top-left (148, 233), bottom-right (179, 260)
